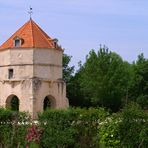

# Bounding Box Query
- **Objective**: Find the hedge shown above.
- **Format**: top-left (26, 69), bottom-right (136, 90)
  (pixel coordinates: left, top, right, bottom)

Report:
top-left (99, 103), bottom-right (148, 148)
top-left (38, 107), bottom-right (108, 148)
top-left (0, 104), bottom-right (147, 148)
top-left (0, 108), bottom-right (31, 148)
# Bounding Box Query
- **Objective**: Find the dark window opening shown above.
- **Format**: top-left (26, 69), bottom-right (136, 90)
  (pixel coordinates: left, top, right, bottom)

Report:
top-left (14, 39), bottom-right (21, 47)
top-left (43, 96), bottom-right (56, 111)
top-left (11, 96), bottom-right (19, 111)
top-left (43, 97), bottom-right (51, 111)
top-left (8, 69), bottom-right (13, 79)
top-left (54, 41), bottom-right (57, 48)
top-left (6, 95), bottom-right (19, 111)
top-left (53, 38), bottom-right (58, 48)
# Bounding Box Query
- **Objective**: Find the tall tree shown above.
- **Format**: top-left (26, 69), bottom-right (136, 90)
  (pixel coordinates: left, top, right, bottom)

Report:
top-left (66, 62), bottom-right (91, 107)
top-left (62, 53), bottom-right (74, 83)
top-left (79, 47), bottom-right (129, 112)
top-left (129, 53), bottom-right (148, 109)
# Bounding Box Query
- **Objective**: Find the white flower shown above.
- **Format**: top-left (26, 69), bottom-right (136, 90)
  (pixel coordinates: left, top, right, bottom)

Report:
top-left (111, 134), bottom-right (114, 137)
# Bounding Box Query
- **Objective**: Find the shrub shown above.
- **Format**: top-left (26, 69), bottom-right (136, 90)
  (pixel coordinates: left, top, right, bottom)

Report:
top-left (99, 103), bottom-right (148, 148)
top-left (26, 124), bottom-right (43, 148)
top-left (119, 103), bottom-right (148, 147)
top-left (0, 108), bottom-right (30, 147)
top-left (99, 113), bottom-right (121, 148)
top-left (38, 107), bottom-right (108, 148)
top-left (137, 95), bottom-right (148, 110)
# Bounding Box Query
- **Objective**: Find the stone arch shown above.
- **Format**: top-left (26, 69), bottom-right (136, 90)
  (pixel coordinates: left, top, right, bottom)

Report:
top-left (43, 95), bottom-right (56, 111)
top-left (6, 95), bottom-right (20, 111)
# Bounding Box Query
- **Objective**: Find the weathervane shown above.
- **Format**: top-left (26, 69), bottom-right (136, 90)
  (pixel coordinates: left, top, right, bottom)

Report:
top-left (28, 7), bottom-right (33, 19)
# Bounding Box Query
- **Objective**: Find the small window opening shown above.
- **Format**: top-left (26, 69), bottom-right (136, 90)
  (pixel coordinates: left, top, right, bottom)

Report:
top-left (13, 37), bottom-right (22, 47)
top-left (53, 38), bottom-right (58, 48)
top-left (43, 97), bottom-right (51, 110)
top-left (14, 39), bottom-right (21, 47)
top-left (8, 69), bottom-right (13, 79)
top-left (54, 41), bottom-right (57, 48)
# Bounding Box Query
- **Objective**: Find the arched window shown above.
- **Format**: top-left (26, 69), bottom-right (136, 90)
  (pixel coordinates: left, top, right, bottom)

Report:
top-left (6, 95), bottom-right (20, 111)
top-left (43, 95), bottom-right (56, 111)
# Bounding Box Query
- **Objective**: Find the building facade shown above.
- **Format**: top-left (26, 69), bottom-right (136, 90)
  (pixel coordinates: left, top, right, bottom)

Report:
top-left (0, 19), bottom-right (69, 119)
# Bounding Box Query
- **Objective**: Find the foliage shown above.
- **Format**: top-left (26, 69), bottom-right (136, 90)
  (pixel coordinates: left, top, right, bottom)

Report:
top-left (99, 103), bottom-right (148, 148)
top-left (26, 125), bottom-right (43, 147)
top-left (78, 47), bottom-right (129, 112)
top-left (63, 53), bottom-right (74, 83)
top-left (26, 124), bottom-right (43, 144)
top-left (63, 53), bottom-right (81, 106)
top-left (136, 95), bottom-right (148, 109)
top-left (0, 106), bottom-right (147, 148)
top-left (0, 108), bottom-right (30, 148)
top-left (64, 48), bottom-right (148, 111)
top-left (67, 66), bottom-right (91, 107)
top-left (38, 107), bottom-right (108, 148)
top-left (118, 103), bottom-right (148, 147)
top-left (99, 114), bottom-right (121, 148)
top-left (128, 54), bottom-right (148, 109)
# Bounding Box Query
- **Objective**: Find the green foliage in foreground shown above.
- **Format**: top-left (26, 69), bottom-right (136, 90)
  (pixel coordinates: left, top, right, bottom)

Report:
top-left (99, 113), bottom-right (121, 148)
top-left (119, 103), bottom-right (148, 147)
top-left (38, 107), bottom-right (107, 148)
top-left (0, 105), bottom-right (147, 148)
top-left (99, 103), bottom-right (148, 148)
top-left (0, 108), bottom-right (30, 148)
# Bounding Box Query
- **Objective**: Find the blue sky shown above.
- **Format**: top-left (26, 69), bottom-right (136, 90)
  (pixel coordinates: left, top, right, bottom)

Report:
top-left (0, 0), bottom-right (148, 68)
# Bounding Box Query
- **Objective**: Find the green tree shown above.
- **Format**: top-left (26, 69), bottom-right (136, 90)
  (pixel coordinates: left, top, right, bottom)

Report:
top-left (67, 63), bottom-right (91, 107)
top-left (62, 53), bottom-right (74, 83)
top-left (79, 47), bottom-right (129, 111)
top-left (62, 53), bottom-right (83, 106)
top-left (129, 53), bottom-right (148, 109)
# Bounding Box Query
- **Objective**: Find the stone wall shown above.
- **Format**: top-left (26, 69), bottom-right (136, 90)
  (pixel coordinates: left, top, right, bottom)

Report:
top-left (0, 48), bottom-right (69, 119)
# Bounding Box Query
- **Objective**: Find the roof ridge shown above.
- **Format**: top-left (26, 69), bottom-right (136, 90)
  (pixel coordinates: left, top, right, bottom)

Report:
top-left (31, 20), bottom-right (54, 48)
top-left (30, 19), bottom-right (35, 48)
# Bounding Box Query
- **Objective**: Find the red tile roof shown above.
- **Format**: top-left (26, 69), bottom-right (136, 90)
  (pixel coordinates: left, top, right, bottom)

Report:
top-left (0, 19), bottom-right (62, 50)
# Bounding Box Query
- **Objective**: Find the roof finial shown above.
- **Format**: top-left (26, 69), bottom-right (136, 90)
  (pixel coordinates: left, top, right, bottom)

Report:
top-left (28, 6), bottom-right (33, 19)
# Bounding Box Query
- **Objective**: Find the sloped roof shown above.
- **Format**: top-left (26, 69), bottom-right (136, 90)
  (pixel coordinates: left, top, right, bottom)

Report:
top-left (0, 19), bottom-right (62, 50)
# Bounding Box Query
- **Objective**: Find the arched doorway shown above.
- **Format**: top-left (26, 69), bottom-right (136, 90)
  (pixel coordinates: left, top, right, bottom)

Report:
top-left (43, 95), bottom-right (56, 111)
top-left (6, 95), bottom-right (20, 111)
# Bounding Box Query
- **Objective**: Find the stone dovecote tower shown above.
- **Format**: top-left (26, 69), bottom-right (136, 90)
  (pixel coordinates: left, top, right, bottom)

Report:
top-left (0, 19), bottom-right (69, 119)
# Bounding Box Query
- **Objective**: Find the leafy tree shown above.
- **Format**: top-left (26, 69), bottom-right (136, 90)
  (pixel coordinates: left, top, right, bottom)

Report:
top-left (67, 63), bottom-right (91, 107)
top-left (62, 53), bottom-right (74, 83)
top-left (129, 53), bottom-right (148, 109)
top-left (63, 53), bottom-right (80, 106)
top-left (79, 47), bottom-right (129, 111)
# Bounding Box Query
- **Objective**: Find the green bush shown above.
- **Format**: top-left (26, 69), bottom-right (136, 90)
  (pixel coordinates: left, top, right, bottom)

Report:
top-left (38, 107), bottom-right (108, 148)
top-left (99, 103), bottom-right (148, 148)
top-left (99, 113), bottom-right (121, 148)
top-left (1, 105), bottom-right (147, 148)
top-left (0, 108), bottom-right (30, 148)
top-left (119, 103), bottom-right (148, 148)
top-left (137, 95), bottom-right (148, 110)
